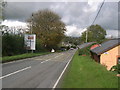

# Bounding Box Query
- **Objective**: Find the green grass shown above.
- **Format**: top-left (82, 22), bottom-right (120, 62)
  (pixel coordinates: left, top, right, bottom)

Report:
top-left (61, 51), bottom-right (118, 88)
top-left (2, 52), bottom-right (51, 63)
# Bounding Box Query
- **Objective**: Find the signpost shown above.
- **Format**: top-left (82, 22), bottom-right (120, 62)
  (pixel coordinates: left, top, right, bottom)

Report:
top-left (24, 34), bottom-right (36, 52)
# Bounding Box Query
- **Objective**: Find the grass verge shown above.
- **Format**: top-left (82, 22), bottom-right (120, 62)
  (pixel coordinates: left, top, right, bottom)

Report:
top-left (2, 52), bottom-right (51, 63)
top-left (61, 51), bottom-right (118, 88)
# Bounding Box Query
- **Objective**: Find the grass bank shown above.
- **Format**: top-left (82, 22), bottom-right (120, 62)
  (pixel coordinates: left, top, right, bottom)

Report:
top-left (2, 52), bottom-right (51, 63)
top-left (61, 51), bottom-right (118, 88)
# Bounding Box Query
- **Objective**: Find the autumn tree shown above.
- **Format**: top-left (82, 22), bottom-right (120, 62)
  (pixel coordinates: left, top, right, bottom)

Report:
top-left (27, 9), bottom-right (66, 50)
top-left (81, 24), bottom-right (106, 43)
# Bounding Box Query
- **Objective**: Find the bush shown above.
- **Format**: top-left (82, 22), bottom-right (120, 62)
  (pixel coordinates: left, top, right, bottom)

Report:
top-left (2, 34), bottom-right (50, 56)
top-left (60, 46), bottom-right (70, 51)
top-left (35, 39), bottom-right (48, 52)
top-left (66, 46), bottom-right (70, 50)
top-left (78, 43), bottom-right (97, 56)
top-left (110, 64), bottom-right (120, 74)
top-left (78, 47), bottom-right (90, 55)
top-left (71, 45), bottom-right (76, 49)
top-left (2, 34), bottom-right (26, 56)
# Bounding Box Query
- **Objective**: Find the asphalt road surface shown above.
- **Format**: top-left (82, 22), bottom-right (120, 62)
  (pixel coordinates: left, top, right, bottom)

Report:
top-left (2, 50), bottom-right (76, 88)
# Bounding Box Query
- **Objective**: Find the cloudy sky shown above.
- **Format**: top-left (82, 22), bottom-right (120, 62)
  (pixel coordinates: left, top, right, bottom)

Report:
top-left (1, 0), bottom-right (119, 37)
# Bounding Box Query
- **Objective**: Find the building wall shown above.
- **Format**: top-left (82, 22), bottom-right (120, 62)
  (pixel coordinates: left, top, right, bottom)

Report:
top-left (100, 45), bottom-right (120, 70)
top-left (93, 54), bottom-right (100, 63)
top-left (90, 51), bottom-right (100, 63)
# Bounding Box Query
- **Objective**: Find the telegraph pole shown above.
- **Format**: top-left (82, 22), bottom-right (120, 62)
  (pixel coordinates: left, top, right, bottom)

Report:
top-left (86, 30), bottom-right (88, 43)
top-left (1, 1), bottom-right (7, 21)
top-left (30, 14), bottom-right (33, 53)
top-left (85, 0), bottom-right (105, 43)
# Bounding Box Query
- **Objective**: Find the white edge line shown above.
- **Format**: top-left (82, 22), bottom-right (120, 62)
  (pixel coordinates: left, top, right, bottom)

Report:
top-left (0, 66), bottom-right (31, 79)
top-left (3, 53), bottom-right (62, 65)
top-left (52, 53), bottom-right (74, 89)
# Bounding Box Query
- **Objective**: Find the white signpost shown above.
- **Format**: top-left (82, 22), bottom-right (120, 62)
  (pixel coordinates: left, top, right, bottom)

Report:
top-left (24, 34), bottom-right (36, 51)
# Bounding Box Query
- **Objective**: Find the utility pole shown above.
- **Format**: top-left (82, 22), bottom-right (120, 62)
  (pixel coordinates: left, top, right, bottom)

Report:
top-left (86, 30), bottom-right (88, 43)
top-left (1, 1), bottom-right (7, 21)
top-left (0, 1), bottom-right (4, 23)
top-left (30, 22), bottom-right (33, 53)
top-left (30, 14), bottom-right (33, 53)
top-left (84, 28), bottom-right (87, 43)
top-left (85, 0), bottom-right (105, 43)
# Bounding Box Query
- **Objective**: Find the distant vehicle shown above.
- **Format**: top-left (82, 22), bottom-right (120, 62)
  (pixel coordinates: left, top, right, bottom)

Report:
top-left (61, 48), bottom-right (66, 51)
top-left (51, 49), bottom-right (55, 52)
top-left (70, 48), bottom-right (74, 50)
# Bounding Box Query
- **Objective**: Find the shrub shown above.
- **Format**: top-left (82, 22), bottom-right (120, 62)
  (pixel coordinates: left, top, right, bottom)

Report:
top-left (35, 39), bottom-right (48, 52)
top-left (78, 43), bottom-right (97, 56)
top-left (78, 47), bottom-right (90, 55)
top-left (71, 45), bottom-right (76, 49)
top-left (110, 64), bottom-right (120, 74)
top-left (2, 34), bottom-right (26, 56)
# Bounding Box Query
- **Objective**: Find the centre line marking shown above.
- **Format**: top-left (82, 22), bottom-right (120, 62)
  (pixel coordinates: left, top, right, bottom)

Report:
top-left (0, 66), bottom-right (31, 79)
top-left (54, 54), bottom-right (63, 58)
top-left (41, 59), bottom-right (51, 63)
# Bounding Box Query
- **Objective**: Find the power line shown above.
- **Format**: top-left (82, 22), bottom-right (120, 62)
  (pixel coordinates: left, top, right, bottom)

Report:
top-left (91, 0), bottom-right (105, 25)
top-left (86, 0), bottom-right (105, 43)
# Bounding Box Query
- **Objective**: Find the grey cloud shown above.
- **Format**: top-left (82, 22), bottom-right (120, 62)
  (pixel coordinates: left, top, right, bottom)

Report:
top-left (4, 2), bottom-right (54, 21)
top-left (3, 2), bottom-right (118, 34)
top-left (94, 2), bottom-right (118, 30)
top-left (50, 2), bottom-right (91, 28)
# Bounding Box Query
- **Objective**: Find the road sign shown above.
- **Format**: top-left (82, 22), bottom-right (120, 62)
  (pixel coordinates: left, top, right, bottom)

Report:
top-left (24, 34), bottom-right (36, 50)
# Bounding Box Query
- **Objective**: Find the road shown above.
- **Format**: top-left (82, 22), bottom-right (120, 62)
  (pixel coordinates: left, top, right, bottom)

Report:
top-left (1, 42), bottom-right (93, 89)
top-left (2, 50), bottom-right (76, 88)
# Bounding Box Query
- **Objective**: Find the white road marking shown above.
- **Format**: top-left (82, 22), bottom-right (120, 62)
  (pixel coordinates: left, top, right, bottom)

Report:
top-left (54, 54), bottom-right (63, 58)
top-left (52, 53), bottom-right (74, 89)
top-left (41, 60), bottom-right (47, 63)
top-left (0, 66), bottom-right (31, 79)
top-left (40, 59), bottom-right (51, 63)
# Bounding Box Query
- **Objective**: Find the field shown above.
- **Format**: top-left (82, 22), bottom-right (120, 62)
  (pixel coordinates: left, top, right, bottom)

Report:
top-left (61, 51), bottom-right (118, 88)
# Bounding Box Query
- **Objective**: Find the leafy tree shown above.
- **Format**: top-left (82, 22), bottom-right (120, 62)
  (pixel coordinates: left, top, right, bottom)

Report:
top-left (81, 24), bottom-right (106, 43)
top-left (63, 36), bottom-right (81, 46)
top-left (27, 9), bottom-right (66, 50)
top-left (0, 25), bottom-right (9, 34)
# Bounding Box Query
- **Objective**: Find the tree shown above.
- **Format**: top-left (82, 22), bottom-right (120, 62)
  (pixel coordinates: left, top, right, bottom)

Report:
top-left (27, 9), bottom-right (66, 50)
top-left (63, 36), bottom-right (81, 46)
top-left (0, 1), bottom-right (7, 22)
top-left (81, 24), bottom-right (106, 43)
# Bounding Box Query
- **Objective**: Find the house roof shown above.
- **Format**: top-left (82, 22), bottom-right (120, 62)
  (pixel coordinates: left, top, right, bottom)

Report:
top-left (90, 44), bottom-right (100, 50)
top-left (90, 38), bottom-right (120, 55)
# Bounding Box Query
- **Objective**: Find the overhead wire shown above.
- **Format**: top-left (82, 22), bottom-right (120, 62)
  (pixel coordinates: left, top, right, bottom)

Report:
top-left (91, 0), bottom-right (105, 25)
top-left (86, 0), bottom-right (105, 42)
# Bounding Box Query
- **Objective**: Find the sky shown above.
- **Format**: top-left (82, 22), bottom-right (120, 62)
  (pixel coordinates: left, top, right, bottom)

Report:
top-left (1, 0), bottom-right (119, 37)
